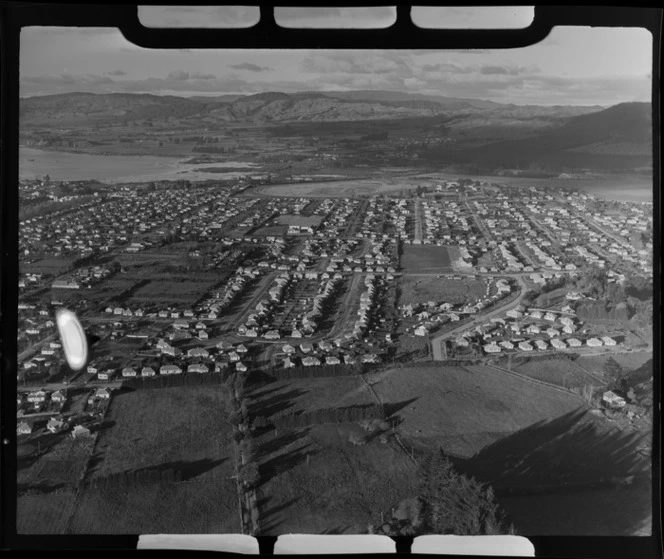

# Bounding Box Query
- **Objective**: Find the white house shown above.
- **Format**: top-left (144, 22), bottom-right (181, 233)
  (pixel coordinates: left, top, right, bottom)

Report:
top-left (586, 338), bottom-right (603, 347)
top-left (518, 341), bottom-right (533, 352)
top-left (602, 390), bottom-right (626, 408)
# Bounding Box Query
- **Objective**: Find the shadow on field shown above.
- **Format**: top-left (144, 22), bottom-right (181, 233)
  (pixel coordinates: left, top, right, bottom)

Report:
top-left (255, 428), bottom-right (311, 462)
top-left (258, 444), bottom-right (318, 486)
top-left (384, 397), bottom-right (420, 418)
top-left (133, 457), bottom-right (228, 481)
top-left (247, 388), bottom-right (309, 418)
top-left (256, 495), bottom-right (302, 535)
top-left (457, 407), bottom-right (651, 492)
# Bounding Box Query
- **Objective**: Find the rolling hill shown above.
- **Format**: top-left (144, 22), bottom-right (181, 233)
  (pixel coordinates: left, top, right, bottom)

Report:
top-left (422, 102), bottom-right (652, 172)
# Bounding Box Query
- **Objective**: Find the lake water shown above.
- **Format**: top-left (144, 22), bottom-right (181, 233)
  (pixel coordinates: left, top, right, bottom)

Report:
top-left (19, 148), bottom-right (653, 203)
top-left (19, 147), bottom-right (260, 183)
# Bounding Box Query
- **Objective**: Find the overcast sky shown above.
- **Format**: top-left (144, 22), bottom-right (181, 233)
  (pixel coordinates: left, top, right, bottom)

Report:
top-left (20, 7), bottom-right (652, 106)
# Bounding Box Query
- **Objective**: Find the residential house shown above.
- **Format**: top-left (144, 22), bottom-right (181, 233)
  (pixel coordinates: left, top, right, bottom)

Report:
top-left (567, 338), bottom-right (582, 347)
top-left (302, 356), bottom-right (321, 367)
top-left (71, 424), bottom-right (92, 439)
top-left (518, 341), bottom-right (533, 352)
top-left (586, 338), bottom-right (603, 347)
top-left (160, 364), bottom-right (182, 375)
top-left (141, 367), bottom-right (156, 377)
top-left (122, 367), bottom-right (137, 378)
top-left (602, 390), bottom-right (626, 408)
top-left (187, 347), bottom-right (210, 359)
top-left (17, 421), bottom-right (32, 435)
top-left (47, 417), bottom-right (67, 434)
top-left (325, 356), bottom-right (341, 366)
top-left (602, 336), bottom-right (617, 346)
top-left (535, 340), bottom-right (549, 351)
top-left (484, 343), bottom-right (501, 353)
top-left (551, 338), bottom-right (567, 349)
top-left (188, 363), bottom-right (209, 374)
top-left (51, 390), bottom-right (67, 404)
top-left (236, 362), bottom-right (248, 372)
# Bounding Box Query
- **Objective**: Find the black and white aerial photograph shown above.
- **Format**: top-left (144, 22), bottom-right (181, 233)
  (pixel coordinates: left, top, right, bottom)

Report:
top-left (13, 6), bottom-right (655, 539)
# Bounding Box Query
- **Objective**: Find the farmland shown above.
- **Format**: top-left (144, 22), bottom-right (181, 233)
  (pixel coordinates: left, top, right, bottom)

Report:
top-left (85, 385), bottom-right (234, 479)
top-left (399, 275), bottom-right (486, 307)
top-left (512, 357), bottom-right (600, 389)
top-left (254, 423), bottom-right (418, 535)
top-left (247, 376), bottom-right (376, 420)
top-left (368, 364), bottom-right (585, 458)
top-left (17, 491), bottom-right (78, 534)
top-left (62, 384), bottom-right (241, 534)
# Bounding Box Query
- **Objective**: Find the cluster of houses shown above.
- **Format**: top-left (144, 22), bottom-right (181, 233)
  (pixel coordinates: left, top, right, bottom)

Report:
top-left (445, 304), bottom-right (618, 354)
top-left (17, 387), bottom-right (68, 415)
top-left (278, 339), bottom-right (381, 369)
top-left (404, 277), bottom-right (513, 338)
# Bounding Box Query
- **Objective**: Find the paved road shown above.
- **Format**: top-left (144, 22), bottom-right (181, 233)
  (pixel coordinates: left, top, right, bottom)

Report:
top-left (431, 276), bottom-right (528, 360)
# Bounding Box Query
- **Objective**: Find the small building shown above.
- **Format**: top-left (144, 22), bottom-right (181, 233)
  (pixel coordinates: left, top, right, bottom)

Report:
top-left (602, 336), bottom-right (617, 346)
top-left (535, 340), bottom-right (549, 351)
top-left (160, 365), bottom-right (182, 375)
top-left (17, 421), bottom-right (32, 435)
top-left (567, 338), bottom-right (582, 347)
top-left (264, 330), bottom-right (281, 340)
top-left (236, 344), bottom-right (248, 354)
top-left (71, 425), bottom-right (92, 439)
top-left (414, 325), bottom-right (429, 337)
top-left (484, 343), bottom-right (501, 353)
top-left (187, 347), bottom-right (210, 358)
top-left (47, 417), bottom-right (67, 434)
top-left (586, 338), bottom-right (604, 347)
top-left (122, 367), bottom-right (137, 378)
top-left (236, 362), bottom-right (248, 372)
top-left (302, 356), bottom-right (321, 367)
top-left (325, 356), bottom-right (341, 365)
top-left (518, 341), bottom-right (533, 352)
top-left (141, 367), bottom-right (156, 377)
top-left (188, 363), bottom-right (209, 374)
top-left (551, 338), bottom-right (567, 349)
top-left (282, 344), bottom-right (296, 355)
top-left (499, 341), bottom-right (515, 350)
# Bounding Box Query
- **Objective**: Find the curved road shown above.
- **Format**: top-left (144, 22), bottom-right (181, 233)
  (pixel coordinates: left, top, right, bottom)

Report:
top-left (431, 276), bottom-right (528, 360)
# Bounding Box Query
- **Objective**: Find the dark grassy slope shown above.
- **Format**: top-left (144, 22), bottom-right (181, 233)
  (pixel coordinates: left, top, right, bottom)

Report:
top-left (423, 102), bottom-right (652, 171)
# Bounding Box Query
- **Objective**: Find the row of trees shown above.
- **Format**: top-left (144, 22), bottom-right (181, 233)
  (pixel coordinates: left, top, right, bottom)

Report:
top-left (266, 363), bottom-right (366, 380)
top-left (122, 371), bottom-right (227, 390)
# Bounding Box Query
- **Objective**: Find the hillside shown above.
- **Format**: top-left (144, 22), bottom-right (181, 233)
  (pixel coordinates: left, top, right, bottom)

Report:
top-left (19, 90), bottom-right (599, 128)
top-left (422, 102), bottom-right (652, 172)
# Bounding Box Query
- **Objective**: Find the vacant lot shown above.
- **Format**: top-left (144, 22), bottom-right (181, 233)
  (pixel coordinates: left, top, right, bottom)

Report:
top-left (252, 225), bottom-right (288, 237)
top-left (254, 423), bottom-right (418, 535)
top-left (401, 245), bottom-right (453, 273)
top-left (86, 385), bottom-right (234, 479)
top-left (259, 179), bottom-right (404, 198)
top-left (368, 364), bottom-right (585, 458)
top-left (400, 275), bottom-right (486, 306)
top-left (513, 358), bottom-right (598, 389)
top-left (68, 479), bottom-right (240, 534)
top-left (247, 376), bottom-right (375, 421)
top-left (275, 215), bottom-right (324, 228)
top-left (65, 385), bottom-right (240, 534)
top-left (17, 491), bottom-right (77, 534)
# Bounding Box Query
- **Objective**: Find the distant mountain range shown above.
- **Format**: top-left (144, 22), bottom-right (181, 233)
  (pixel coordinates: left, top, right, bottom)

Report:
top-left (19, 91), bottom-right (650, 173)
top-left (19, 90), bottom-right (603, 126)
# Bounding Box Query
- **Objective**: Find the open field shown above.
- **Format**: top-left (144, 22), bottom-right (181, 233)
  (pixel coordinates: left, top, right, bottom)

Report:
top-left (400, 245), bottom-right (454, 273)
top-left (17, 491), bottom-right (78, 534)
top-left (20, 257), bottom-right (76, 276)
top-left (512, 358), bottom-right (599, 389)
top-left (68, 479), bottom-right (240, 534)
top-left (254, 423), bottom-right (418, 535)
top-left (18, 433), bottom-right (94, 489)
top-left (573, 351), bottom-right (652, 377)
top-left (368, 364), bottom-right (585, 458)
top-left (400, 275), bottom-right (486, 306)
top-left (256, 177), bottom-right (419, 198)
top-left (86, 385), bottom-right (234, 479)
top-left (248, 376), bottom-right (375, 420)
top-left (252, 225), bottom-right (288, 237)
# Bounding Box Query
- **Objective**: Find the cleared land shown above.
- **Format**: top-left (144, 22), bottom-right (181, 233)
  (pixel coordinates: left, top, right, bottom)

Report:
top-left (512, 358), bottom-right (599, 389)
top-left (368, 364), bottom-right (585, 458)
top-left (257, 178), bottom-right (418, 198)
top-left (65, 385), bottom-right (241, 534)
top-left (400, 245), bottom-right (463, 274)
top-left (254, 423), bottom-right (418, 535)
top-left (86, 385), bottom-right (234, 479)
top-left (248, 376), bottom-right (376, 420)
top-left (17, 491), bottom-right (78, 534)
top-left (68, 479), bottom-right (240, 534)
top-left (400, 276), bottom-right (486, 306)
